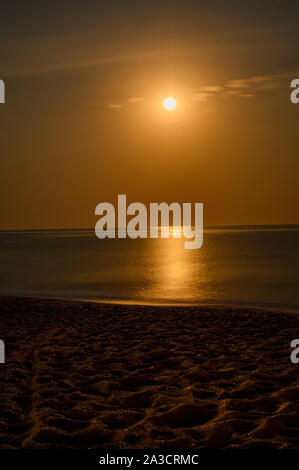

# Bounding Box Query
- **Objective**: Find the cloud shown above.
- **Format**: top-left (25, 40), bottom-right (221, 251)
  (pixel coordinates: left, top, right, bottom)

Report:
top-left (107, 97), bottom-right (144, 109)
top-left (191, 92), bottom-right (211, 102)
top-left (109, 70), bottom-right (297, 108)
top-left (188, 85), bottom-right (223, 102)
top-left (224, 90), bottom-right (241, 95)
top-left (187, 70), bottom-right (298, 103)
top-left (239, 93), bottom-right (255, 98)
top-left (107, 104), bottom-right (123, 109)
top-left (225, 72), bottom-right (293, 93)
top-left (201, 86), bottom-right (223, 93)
top-left (127, 97), bottom-right (145, 103)
top-left (226, 76), bottom-right (269, 88)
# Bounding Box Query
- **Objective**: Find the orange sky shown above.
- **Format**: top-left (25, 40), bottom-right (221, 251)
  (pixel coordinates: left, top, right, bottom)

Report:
top-left (0, 1), bottom-right (298, 228)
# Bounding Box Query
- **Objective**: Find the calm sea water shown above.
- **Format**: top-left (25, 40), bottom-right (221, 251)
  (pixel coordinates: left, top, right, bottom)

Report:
top-left (0, 226), bottom-right (298, 312)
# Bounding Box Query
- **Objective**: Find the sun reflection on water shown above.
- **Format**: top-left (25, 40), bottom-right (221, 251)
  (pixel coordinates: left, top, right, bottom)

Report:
top-left (139, 226), bottom-right (211, 303)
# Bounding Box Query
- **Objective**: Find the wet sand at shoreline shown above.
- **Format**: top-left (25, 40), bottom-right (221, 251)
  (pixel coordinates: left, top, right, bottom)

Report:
top-left (0, 296), bottom-right (298, 449)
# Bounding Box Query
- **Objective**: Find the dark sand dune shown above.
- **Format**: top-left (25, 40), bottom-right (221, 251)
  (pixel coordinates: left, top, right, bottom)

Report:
top-left (0, 297), bottom-right (298, 449)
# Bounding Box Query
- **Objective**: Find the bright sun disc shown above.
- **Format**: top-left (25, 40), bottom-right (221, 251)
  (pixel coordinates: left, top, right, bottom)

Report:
top-left (163, 97), bottom-right (176, 110)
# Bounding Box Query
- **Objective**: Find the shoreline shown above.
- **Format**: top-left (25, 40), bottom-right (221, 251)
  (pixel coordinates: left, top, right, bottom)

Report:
top-left (0, 294), bottom-right (298, 315)
top-left (0, 296), bottom-right (298, 449)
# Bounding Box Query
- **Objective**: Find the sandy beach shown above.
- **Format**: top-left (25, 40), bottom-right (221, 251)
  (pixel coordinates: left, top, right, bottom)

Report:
top-left (0, 296), bottom-right (298, 449)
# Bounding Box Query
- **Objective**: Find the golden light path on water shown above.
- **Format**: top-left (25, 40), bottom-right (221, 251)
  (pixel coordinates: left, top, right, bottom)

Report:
top-left (1, 227), bottom-right (298, 309)
top-left (138, 226), bottom-right (212, 303)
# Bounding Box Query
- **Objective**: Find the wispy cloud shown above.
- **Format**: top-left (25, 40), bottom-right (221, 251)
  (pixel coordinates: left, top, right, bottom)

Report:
top-left (201, 86), bottom-right (224, 93)
top-left (224, 71), bottom-right (297, 94)
top-left (188, 70), bottom-right (297, 102)
top-left (127, 97), bottom-right (145, 103)
top-left (191, 92), bottom-right (211, 102)
top-left (239, 93), bottom-right (255, 98)
top-left (108, 70), bottom-right (296, 109)
top-left (107, 104), bottom-right (123, 109)
top-left (107, 97), bottom-right (145, 109)
top-left (4, 23), bottom-right (297, 78)
top-left (226, 76), bottom-right (270, 88)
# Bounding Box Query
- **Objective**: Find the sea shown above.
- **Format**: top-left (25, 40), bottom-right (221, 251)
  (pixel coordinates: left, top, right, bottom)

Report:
top-left (0, 226), bottom-right (298, 312)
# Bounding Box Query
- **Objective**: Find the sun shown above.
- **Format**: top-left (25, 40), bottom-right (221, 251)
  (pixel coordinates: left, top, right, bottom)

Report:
top-left (163, 97), bottom-right (176, 110)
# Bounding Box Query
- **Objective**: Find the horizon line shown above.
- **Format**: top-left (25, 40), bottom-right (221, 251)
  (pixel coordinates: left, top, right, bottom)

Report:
top-left (0, 223), bottom-right (299, 232)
